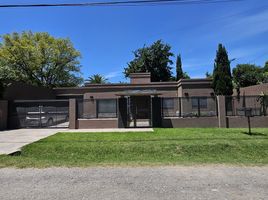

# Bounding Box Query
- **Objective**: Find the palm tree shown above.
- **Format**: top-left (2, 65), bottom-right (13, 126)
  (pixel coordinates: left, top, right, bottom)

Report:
top-left (86, 74), bottom-right (108, 84)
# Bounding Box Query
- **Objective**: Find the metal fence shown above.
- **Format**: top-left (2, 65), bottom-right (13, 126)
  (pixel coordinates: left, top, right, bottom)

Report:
top-left (9, 100), bottom-right (69, 128)
top-left (77, 99), bottom-right (118, 119)
top-left (162, 97), bottom-right (218, 118)
top-left (226, 96), bottom-right (267, 116)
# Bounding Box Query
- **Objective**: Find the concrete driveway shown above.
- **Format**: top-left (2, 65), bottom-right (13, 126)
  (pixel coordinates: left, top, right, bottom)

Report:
top-left (0, 128), bottom-right (153, 155)
top-left (0, 129), bottom-right (67, 155)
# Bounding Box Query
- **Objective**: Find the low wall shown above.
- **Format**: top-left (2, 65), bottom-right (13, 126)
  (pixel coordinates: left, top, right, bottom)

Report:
top-left (77, 119), bottom-right (118, 129)
top-left (162, 117), bottom-right (218, 128)
top-left (0, 100), bottom-right (8, 130)
top-left (227, 116), bottom-right (268, 128)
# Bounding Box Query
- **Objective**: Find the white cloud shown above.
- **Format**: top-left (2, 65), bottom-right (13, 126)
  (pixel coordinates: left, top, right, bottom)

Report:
top-left (105, 70), bottom-right (122, 79)
top-left (228, 46), bottom-right (267, 63)
top-left (182, 58), bottom-right (212, 70)
top-left (224, 10), bottom-right (268, 39)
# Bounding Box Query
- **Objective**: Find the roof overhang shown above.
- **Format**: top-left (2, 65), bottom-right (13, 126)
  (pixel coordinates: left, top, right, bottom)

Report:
top-left (115, 89), bottom-right (162, 97)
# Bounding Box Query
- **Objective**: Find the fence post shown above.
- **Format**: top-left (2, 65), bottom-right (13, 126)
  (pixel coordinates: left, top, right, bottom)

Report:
top-left (118, 97), bottom-right (128, 128)
top-left (0, 100), bottom-right (8, 130)
top-left (197, 97), bottom-right (201, 117)
top-left (152, 96), bottom-right (162, 127)
top-left (69, 98), bottom-right (77, 129)
top-left (179, 97), bottom-right (182, 117)
top-left (217, 96), bottom-right (227, 128)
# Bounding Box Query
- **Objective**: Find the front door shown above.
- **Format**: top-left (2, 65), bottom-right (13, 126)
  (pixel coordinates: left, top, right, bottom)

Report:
top-left (127, 96), bottom-right (152, 127)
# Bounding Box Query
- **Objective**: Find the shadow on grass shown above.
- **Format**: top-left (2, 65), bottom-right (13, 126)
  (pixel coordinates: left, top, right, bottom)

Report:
top-left (242, 132), bottom-right (267, 136)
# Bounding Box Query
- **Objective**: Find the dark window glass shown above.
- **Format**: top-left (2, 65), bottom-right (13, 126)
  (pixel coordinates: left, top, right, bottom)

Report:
top-left (200, 98), bottom-right (208, 108)
top-left (163, 98), bottom-right (174, 109)
top-left (191, 98), bottom-right (198, 109)
top-left (97, 99), bottom-right (117, 118)
top-left (191, 98), bottom-right (207, 109)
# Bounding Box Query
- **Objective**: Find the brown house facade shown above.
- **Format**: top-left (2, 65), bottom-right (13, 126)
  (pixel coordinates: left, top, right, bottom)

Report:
top-left (1, 73), bottom-right (268, 130)
top-left (53, 73), bottom-right (218, 129)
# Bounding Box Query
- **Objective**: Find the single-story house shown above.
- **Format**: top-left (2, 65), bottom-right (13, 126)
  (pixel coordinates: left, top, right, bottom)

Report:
top-left (0, 73), bottom-right (267, 130)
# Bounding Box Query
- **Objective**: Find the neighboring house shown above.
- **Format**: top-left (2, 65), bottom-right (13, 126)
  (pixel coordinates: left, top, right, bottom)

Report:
top-left (233, 83), bottom-right (268, 96)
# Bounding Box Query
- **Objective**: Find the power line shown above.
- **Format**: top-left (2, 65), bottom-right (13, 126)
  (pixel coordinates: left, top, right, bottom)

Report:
top-left (0, 0), bottom-right (248, 8)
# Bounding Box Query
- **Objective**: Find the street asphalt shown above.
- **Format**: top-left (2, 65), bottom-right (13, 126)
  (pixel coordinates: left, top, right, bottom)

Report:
top-left (0, 166), bottom-right (267, 200)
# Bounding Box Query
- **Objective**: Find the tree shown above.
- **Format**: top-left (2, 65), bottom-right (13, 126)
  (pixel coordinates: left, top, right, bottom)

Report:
top-left (205, 72), bottom-right (212, 79)
top-left (212, 44), bottom-right (233, 95)
top-left (176, 54), bottom-right (183, 81)
top-left (0, 31), bottom-right (83, 88)
top-left (0, 80), bottom-right (4, 99)
top-left (264, 61), bottom-right (268, 71)
top-left (124, 40), bottom-right (174, 82)
top-left (86, 74), bottom-right (108, 84)
top-left (233, 64), bottom-right (263, 88)
top-left (182, 72), bottom-right (190, 79)
top-left (263, 61), bottom-right (268, 83)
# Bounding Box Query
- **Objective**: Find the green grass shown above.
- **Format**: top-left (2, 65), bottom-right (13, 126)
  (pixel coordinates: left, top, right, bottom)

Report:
top-left (0, 128), bottom-right (268, 168)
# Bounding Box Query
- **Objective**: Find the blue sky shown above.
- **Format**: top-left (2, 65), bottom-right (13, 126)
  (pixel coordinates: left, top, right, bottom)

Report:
top-left (0, 0), bottom-right (268, 82)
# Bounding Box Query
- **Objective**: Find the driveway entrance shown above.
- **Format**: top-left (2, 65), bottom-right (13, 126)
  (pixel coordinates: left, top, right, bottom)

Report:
top-left (9, 100), bottom-right (69, 129)
top-left (0, 129), bottom-right (65, 155)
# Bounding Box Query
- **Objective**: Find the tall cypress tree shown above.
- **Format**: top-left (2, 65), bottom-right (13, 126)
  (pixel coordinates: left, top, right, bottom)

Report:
top-left (212, 44), bottom-right (233, 95)
top-left (176, 54), bottom-right (183, 81)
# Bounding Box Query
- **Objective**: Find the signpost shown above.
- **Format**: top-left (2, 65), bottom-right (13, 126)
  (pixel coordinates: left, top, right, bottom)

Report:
top-left (245, 108), bottom-right (253, 135)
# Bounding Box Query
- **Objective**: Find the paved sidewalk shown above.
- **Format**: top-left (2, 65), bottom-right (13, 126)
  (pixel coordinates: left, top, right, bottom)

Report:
top-left (0, 128), bottom-right (153, 155)
top-left (0, 166), bottom-right (267, 200)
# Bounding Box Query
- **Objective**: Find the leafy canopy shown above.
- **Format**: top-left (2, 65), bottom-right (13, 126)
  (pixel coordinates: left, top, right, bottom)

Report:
top-left (86, 74), bottom-right (108, 84)
top-left (263, 61), bottom-right (268, 83)
top-left (0, 31), bottom-right (83, 88)
top-left (233, 64), bottom-right (263, 88)
top-left (124, 40), bottom-right (174, 82)
top-left (212, 44), bottom-right (233, 95)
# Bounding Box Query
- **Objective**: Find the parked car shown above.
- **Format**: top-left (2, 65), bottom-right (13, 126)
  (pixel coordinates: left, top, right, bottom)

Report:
top-left (25, 106), bottom-right (69, 127)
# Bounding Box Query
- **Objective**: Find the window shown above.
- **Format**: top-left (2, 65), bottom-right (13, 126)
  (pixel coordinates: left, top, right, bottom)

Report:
top-left (97, 99), bottom-right (117, 118)
top-left (191, 97), bottom-right (207, 109)
top-left (162, 98), bottom-right (174, 109)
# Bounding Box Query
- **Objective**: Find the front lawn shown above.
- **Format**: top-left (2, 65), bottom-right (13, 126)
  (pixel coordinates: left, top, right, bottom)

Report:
top-left (0, 128), bottom-right (267, 168)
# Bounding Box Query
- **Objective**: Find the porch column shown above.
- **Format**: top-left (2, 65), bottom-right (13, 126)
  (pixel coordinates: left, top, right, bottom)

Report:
top-left (118, 97), bottom-right (127, 128)
top-left (152, 96), bottom-right (162, 127)
top-left (217, 96), bottom-right (227, 128)
top-left (69, 98), bottom-right (77, 129)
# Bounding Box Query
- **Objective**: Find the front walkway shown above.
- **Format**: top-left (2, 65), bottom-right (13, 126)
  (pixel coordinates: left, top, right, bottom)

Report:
top-left (0, 128), bottom-right (153, 155)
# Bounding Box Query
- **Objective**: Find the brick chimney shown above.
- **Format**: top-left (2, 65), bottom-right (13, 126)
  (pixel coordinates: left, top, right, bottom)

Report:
top-left (129, 73), bottom-right (151, 84)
